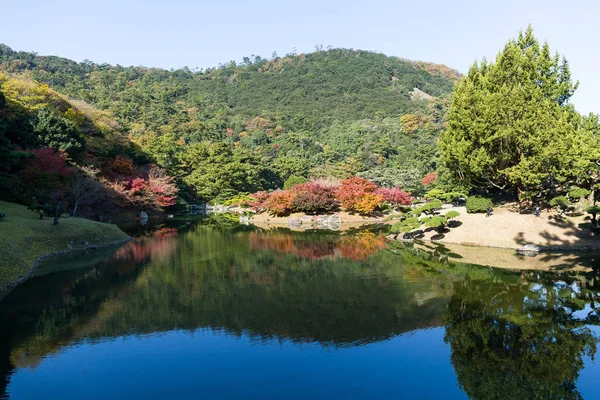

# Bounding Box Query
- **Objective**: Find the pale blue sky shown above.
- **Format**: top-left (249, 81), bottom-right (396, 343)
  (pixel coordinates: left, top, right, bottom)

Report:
top-left (1, 0), bottom-right (598, 113)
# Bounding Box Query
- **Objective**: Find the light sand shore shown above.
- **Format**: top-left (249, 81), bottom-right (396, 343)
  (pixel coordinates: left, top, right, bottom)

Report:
top-left (400, 205), bottom-right (600, 271)
top-left (434, 205), bottom-right (596, 250)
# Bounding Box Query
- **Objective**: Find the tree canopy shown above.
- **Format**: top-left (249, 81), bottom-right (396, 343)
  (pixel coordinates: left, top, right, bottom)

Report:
top-left (439, 25), bottom-right (600, 201)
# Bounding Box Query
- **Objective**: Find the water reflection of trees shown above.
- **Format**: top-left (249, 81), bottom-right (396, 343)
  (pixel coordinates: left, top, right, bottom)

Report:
top-left (444, 273), bottom-right (600, 400)
top-left (0, 225), bottom-right (456, 397)
top-left (248, 230), bottom-right (386, 261)
top-left (2, 225), bottom-right (600, 399)
top-left (113, 227), bottom-right (179, 266)
top-left (96, 227), bottom-right (446, 345)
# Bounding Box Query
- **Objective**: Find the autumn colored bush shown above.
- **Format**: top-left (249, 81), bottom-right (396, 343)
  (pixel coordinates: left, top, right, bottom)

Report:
top-left (290, 182), bottom-right (339, 214)
top-left (248, 191), bottom-right (271, 212)
top-left (20, 147), bottom-right (72, 191)
top-left (263, 190), bottom-right (294, 216)
top-left (258, 176), bottom-right (411, 216)
top-left (353, 193), bottom-right (384, 215)
top-left (108, 155), bottom-right (136, 176)
top-left (421, 172), bottom-right (437, 187)
top-left (337, 177), bottom-right (380, 214)
top-left (111, 166), bottom-right (178, 210)
top-left (147, 167), bottom-right (178, 207)
top-left (376, 187), bottom-right (413, 209)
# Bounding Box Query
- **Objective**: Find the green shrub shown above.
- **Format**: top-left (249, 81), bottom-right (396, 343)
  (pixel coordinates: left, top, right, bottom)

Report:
top-left (585, 205), bottom-right (600, 218)
top-left (378, 202), bottom-right (392, 213)
top-left (413, 199), bottom-right (442, 216)
top-left (441, 192), bottom-right (466, 203)
top-left (424, 189), bottom-right (465, 204)
top-left (466, 196), bottom-right (492, 214)
top-left (550, 196), bottom-right (570, 213)
top-left (402, 217), bottom-right (421, 228)
top-left (424, 189), bottom-right (445, 200)
top-left (223, 194), bottom-right (253, 207)
top-left (384, 214), bottom-right (405, 221)
top-left (390, 223), bottom-right (416, 233)
top-left (445, 210), bottom-right (460, 219)
top-left (568, 187), bottom-right (591, 200)
top-left (578, 222), bottom-right (597, 230)
top-left (425, 215), bottom-right (447, 229)
top-left (390, 222), bottom-right (405, 233)
top-left (390, 217), bottom-right (421, 233)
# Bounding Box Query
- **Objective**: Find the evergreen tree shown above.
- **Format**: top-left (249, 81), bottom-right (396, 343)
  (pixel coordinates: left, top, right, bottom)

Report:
top-left (439, 25), bottom-right (587, 201)
top-left (30, 109), bottom-right (85, 155)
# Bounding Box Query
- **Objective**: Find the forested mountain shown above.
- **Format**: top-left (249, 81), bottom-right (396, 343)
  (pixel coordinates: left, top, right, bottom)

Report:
top-left (0, 44), bottom-right (459, 206)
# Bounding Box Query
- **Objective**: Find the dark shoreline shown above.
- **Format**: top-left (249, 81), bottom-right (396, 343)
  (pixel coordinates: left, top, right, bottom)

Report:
top-left (0, 237), bottom-right (132, 293)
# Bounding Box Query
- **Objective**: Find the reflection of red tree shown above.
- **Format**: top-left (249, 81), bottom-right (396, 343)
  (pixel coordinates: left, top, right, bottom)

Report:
top-left (249, 233), bottom-right (294, 254)
top-left (249, 233), bottom-right (336, 260)
top-left (295, 241), bottom-right (337, 259)
top-left (248, 231), bottom-right (386, 261)
top-left (154, 227), bottom-right (178, 237)
top-left (112, 228), bottom-right (179, 268)
top-left (338, 232), bottom-right (387, 261)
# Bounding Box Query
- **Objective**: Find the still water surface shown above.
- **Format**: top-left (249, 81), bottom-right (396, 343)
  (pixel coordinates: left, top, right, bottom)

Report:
top-left (1, 221), bottom-right (599, 399)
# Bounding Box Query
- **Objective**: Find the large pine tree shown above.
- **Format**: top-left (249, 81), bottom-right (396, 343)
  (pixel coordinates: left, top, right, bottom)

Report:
top-left (439, 25), bottom-right (593, 201)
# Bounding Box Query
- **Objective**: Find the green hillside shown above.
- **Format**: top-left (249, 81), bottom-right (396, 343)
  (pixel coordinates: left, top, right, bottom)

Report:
top-left (0, 45), bottom-right (459, 203)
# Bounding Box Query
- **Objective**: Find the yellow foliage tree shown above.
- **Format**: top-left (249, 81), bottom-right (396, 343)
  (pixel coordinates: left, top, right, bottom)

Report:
top-left (399, 114), bottom-right (421, 135)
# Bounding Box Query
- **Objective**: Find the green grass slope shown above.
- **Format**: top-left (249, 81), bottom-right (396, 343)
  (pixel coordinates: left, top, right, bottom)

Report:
top-left (0, 201), bottom-right (130, 287)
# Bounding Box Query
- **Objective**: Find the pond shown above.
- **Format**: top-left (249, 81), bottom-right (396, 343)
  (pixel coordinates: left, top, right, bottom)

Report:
top-left (0, 220), bottom-right (600, 399)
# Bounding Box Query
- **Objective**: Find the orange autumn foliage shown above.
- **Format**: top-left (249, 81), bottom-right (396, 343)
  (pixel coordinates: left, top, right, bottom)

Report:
top-left (263, 190), bottom-right (294, 216)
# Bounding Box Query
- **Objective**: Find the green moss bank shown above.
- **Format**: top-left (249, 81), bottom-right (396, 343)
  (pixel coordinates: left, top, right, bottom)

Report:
top-left (0, 201), bottom-right (130, 289)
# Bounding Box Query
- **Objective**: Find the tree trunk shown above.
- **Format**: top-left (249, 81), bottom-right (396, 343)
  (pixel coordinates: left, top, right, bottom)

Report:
top-left (72, 200), bottom-right (79, 217)
top-left (53, 202), bottom-right (62, 225)
top-left (516, 186), bottom-right (526, 204)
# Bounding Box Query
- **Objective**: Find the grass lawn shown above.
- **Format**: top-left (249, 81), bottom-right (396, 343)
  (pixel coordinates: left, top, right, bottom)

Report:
top-left (0, 200), bottom-right (130, 287)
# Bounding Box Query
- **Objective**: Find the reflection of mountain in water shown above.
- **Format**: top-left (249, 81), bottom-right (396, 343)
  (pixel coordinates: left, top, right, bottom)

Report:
top-left (0, 226), bottom-right (461, 397)
top-left (0, 223), bottom-right (600, 399)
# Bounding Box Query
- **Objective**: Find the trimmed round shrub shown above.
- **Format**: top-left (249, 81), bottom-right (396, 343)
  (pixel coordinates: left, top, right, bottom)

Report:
top-left (413, 199), bottom-right (443, 216)
top-left (466, 196), bottom-right (492, 214)
top-left (568, 187), bottom-right (591, 200)
top-left (445, 210), bottom-right (460, 219)
top-left (424, 189), bottom-right (445, 200)
top-left (585, 205), bottom-right (600, 217)
top-left (550, 196), bottom-right (570, 209)
top-left (425, 215), bottom-right (447, 229)
top-left (390, 217), bottom-right (421, 233)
